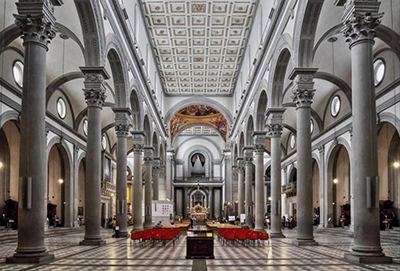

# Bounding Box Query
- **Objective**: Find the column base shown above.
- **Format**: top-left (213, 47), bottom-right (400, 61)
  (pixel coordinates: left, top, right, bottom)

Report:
top-left (7, 252), bottom-right (54, 264)
top-left (344, 252), bottom-right (392, 264)
top-left (132, 227), bottom-right (143, 232)
top-left (79, 236), bottom-right (106, 246)
top-left (270, 232), bottom-right (286, 238)
top-left (254, 227), bottom-right (266, 232)
top-left (293, 239), bottom-right (318, 246)
top-left (144, 223), bottom-right (153, 229)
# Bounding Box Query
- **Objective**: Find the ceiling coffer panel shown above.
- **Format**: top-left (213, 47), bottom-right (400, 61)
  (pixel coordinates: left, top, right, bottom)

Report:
top-left (142, 0), bottom-right (256, 95)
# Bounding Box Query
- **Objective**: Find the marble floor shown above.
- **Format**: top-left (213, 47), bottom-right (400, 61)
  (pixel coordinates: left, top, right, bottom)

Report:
top-left (0, 227), bottom-right (399, 270)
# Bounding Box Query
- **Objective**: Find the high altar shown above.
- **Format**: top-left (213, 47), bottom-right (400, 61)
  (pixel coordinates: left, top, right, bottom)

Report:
top-left (187, 204), bottom-right (209, 222)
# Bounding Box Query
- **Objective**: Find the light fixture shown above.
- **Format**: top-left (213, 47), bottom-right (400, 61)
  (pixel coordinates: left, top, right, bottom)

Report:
top-left (333, 178), bottom-right (339, 184)
top-left (268, 196), bottom-right (272, 201)
top-left (0, 161), bottom-right (3, 169)
top-left (283, 193), bottom-right (286, 196)
top-left (393, 161), bottom-right (400, 168)
top-left (58, 179), bottom-right (64, 184)
top-left (111, 193), bottom-right (115, 197)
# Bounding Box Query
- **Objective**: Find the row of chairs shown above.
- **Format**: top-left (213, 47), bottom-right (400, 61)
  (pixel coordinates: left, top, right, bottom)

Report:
top-left (130, 228), bottom-right (180, 247)
top-left (218, 228), bottom-right (269, 246)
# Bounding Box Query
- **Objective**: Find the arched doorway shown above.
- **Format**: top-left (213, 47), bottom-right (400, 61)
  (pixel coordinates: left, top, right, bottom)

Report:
top-left (312, 159), bottom-right (320, 225)
top-left (328, 145), bottom-right (351, 227)
top-left (47, 143), bottom-right (71, 227)
top-left (377, 122), bottom-right (400, 227)
top-left (77, 158), bottom-right (86, 225)
top-left (0, 120), bottom-right (20, 228)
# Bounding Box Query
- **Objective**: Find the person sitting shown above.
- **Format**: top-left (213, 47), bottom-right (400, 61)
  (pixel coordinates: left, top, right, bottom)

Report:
top-left (154, 221), bottom-right (163, 228)
top-left (170, 222), bottom-right (176, 228)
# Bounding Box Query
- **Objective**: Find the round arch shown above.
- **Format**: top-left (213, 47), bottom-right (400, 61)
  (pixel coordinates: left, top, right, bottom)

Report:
top-left (165, 98), bottom-right (233, 125)
top-left (326, 143), bottom-right (351, 227)
top-left (106, 35), bottom-right (129, 108)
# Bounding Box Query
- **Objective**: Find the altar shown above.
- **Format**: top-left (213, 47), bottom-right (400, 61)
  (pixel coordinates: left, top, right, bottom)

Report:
top-left (187, 204), bottom-right (209, 222)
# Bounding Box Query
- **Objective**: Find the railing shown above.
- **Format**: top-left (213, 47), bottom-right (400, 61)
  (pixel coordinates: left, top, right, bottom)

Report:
top-left (282, 182), bottom-right (296, 197)
top-left (173, 177), bottom-right (223, 183)
top-left (101, 181), bottom-right (116, 198)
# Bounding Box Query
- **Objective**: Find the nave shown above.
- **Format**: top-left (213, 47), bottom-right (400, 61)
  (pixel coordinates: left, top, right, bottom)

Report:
top-left (0, 227), bottom-right (399, 271)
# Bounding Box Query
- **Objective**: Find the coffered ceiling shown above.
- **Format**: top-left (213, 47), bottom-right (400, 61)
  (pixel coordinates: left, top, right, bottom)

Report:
top-left (142, 0), bottom-right (257, 95)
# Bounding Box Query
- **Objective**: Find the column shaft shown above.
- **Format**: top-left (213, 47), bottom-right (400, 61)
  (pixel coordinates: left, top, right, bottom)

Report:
top-left (254, 148), bottom-right (265, 231)
top-left (114, 116), bottom-right (130, 238)
top-left (244, 149), bottom-right (254, 228)
top-left (81, 103), bottom-right (104, 245)
top-left (270, 136), bottom-right (284, 237)
top-left (132, 148), bottom-right (143, 231)
top-left (237, 160), bottom-right (245, 216)
top-left (144, 154), bottom-right (153, 228)
top-left (295, 106), bottom-right (314, 244)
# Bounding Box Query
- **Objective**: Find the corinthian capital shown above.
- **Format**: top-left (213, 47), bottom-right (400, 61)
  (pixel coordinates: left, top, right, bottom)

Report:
top-left (113, 108), bottom-right (132, 137)
top-left (80, 67), bottom-right (110, 108)
top-left (252, 132), bottom-right (266, 153)
top-left (266, 124), bottom-right (283, 138)
top-left (131, 131), bottom-right (145, 153)
top-left (14, 0), bottom-right (62, 48)
top-left (341, 0), bottom-right (383, 46)
top-left (289, 68), bottom-right (318, 108)
top-left (115, 123), bottom-right (130, 137)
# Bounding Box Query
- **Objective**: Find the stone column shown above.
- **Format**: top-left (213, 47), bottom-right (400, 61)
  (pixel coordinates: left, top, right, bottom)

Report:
top-left (7, 0), bottom-right (61, 263)
top-left (281, 167), bottom-right (287, 216)
top-left (131, 132), bottom-right (145, 231)
top-left (237, 158), bottom-right (245, 216)
top-left (166, 149), bottom-right (174, 200)
top-left (289, 68), bottom-right (318, 246)
top-left (79, 67), bottom-right (110, 246)
top-left (253, 132), bottom-right (266, 232)
top-left (223, 150), bottom-right (232, 202)
top-left (153, 157), bottom-right (160, 200)
top-left (144, 147), bottom-right (154, 228)
top-left (112, 108), bottom-right (131, 238)
top-left (266, 108), bottom-right (286, 238)
top-left (341, 1), bottom-right (391, 263)
top-left (317, 146), bottom-right (326, 228)
top-left (243, 147), bottom-right (254, 228)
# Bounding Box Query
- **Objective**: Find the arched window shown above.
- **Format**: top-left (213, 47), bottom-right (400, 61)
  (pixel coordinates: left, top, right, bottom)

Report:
top-left (102, 134), bottom-right (107, 150)
top-left (373, 58), bottom-right (385, 87)
top-left (290, 134), bottom-right (296, 149)
top-left (330, 95), bottom-right (341, 117)
top-left (56, 97), bottom-right (67, 119)
top-left (12, 60), bottom-right (24, 88)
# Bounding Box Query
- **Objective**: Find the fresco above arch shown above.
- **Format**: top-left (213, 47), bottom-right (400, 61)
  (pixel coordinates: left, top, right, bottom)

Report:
top-left (170, 105), bottom-right (227, 140)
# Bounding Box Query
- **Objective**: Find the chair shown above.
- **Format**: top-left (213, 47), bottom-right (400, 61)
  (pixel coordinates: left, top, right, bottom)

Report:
top-left (151, 229), bottom-right (163, 246)
top-left (235, 229), bottom-right (249, 246)
top-left (248, 231), bottom-right (259, 247)
top-left (141, 230), bottom-right (152, 246)
top-left (258, 232), bottom-right (269, 245)
top-left (163, 230), bottom-right (176, 246)
top-left (223, 229), bottom-right (236, 246)
top-left (130, 231), bottom-right (143, 246)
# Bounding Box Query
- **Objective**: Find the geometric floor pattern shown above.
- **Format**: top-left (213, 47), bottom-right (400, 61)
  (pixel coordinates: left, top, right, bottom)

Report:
top-left (0, 227), bottom-right (399, 270)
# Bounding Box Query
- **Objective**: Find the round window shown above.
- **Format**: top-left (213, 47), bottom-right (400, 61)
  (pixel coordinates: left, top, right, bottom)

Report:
top-left (373, 59), bottom-right (385, 87)
top-left (310, 119), bottom-right (314, 134)
top-left (12, 60), bottom-right (24, 88)
top-left (102, 135), bottom-right (107, 150)
top-left (290, 134), bottom-right (296, 149)
top-left (56, 97), bottom-right (67, 119)
top-left (330, 95), bottom-right (341, 117)
top-left (83, 119), bottom-right (88, 136)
